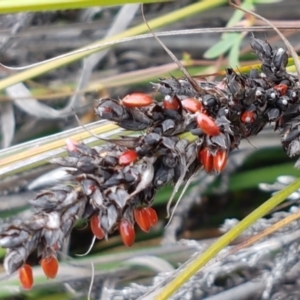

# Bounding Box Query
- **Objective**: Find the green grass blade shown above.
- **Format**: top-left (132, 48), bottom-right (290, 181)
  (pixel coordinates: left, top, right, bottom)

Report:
top-left (204, 38), bottom-right (235, 59)
top-left (0, 0), bottom-right (168, 14)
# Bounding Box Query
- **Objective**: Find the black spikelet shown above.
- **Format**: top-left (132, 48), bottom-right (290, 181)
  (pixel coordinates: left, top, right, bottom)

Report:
top-left (1, 37), bottom-right (300, 287)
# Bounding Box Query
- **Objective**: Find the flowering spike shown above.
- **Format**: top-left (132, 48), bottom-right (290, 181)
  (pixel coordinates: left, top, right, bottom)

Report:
top-left (41, 255), bottom-right (59, 279)
top-left (213, 150), bottom-right (227, 173)
top-left (199, 148), bottom-right (214, 173)
top-left (134, 208), bottom-right (151, 232)
top-left (90, 215), bottom-right (105, 240)
top-left (2, 37), bottom-right (300, 282)
top-left (163, 95), bottom-right (180, 110)
top-left (121, 93), bottom-right (153, 107)
top-left (182, 98), bottom-right (202, 113)
top-left (19, 264), bottom-right (33, 290)
top-left (146, 207), bottom-right (158, 227)
top-left (119, 220), bottom-right (135, 247)
top-left (119, 150), bottom-right (138, 165)
top-left (196, 112), bottom-right (220, 136)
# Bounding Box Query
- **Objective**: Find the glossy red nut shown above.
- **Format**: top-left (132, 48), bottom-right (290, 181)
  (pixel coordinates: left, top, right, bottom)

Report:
top-left (134, 208), bottom-right (151, 232)
top-left (41, 255), bottom-right (59, 279)
top-left (90, 215), bottom-right (105, 240)
top-left (241, 110), bottom-right (256, 123)
top-left (19, 264), bottom-right (33, 290)
top-left (213, 150), bottom-right (227, 173)
top-left (146, 207), bottom-right (158, 227)
top-left (121, 93), bottom-right (153, 107)
top-left (274, 83), bottom-right (288, 96)
top-left (182, 98), bottom-right (202, 113)
top-left (163, 95), bottom-right (180, 110)
top-left (119, 219), bottom-right (135, 247)
top-left (196, 112), bottom-right (220, 136)
top-left (119, 150), bottom-right (138, 165)
top-left (199, 148), bottom-right (214, 173)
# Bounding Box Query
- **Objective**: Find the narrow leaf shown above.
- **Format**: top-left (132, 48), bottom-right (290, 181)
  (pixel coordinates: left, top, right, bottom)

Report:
top-left (0, 0), bottom-right (169, 14)
top-left (228, 34), bottom-right (243, 67)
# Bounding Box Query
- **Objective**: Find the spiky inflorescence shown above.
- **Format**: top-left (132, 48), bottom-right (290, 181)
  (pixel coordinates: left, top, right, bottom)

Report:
top-left (1, 37), bottom-right (300, 289)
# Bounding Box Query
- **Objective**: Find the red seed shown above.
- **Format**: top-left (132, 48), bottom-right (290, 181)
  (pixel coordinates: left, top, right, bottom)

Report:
top-left (213, 150), bottom-right (227, 173)
top-left (119, 219), bottom-right (135, 247)
top-left (121, 93), bottom-right (153, 107)
top-left (41, 255), bottom-right (59, 279)
top-left (163, 95), bottom-right (180, 110)
top-left (196, 112), bottom-right (220, 136)
top-left (90, 215), bottom-right (105, 240)
top-left (241, 110), bottom-right (256, 123)
top-left (134, 208), bottom-right (151, 232)
top-left (199, 148), bottom-right (214, 173)
top-left (182, 98), bottom-right (202, 113)
top-left (146, 207), bottom-right (158, 227)
top-left (119, 150), bottom-right (138, 165)
top-left (274, 83), bottom-right (288, 96)
top-left (19, 264), bottom-right (33, 290)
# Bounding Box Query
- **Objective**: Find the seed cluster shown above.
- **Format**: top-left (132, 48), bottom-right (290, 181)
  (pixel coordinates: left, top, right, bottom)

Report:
top-left (1, 37), bottom-right (300, 290)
